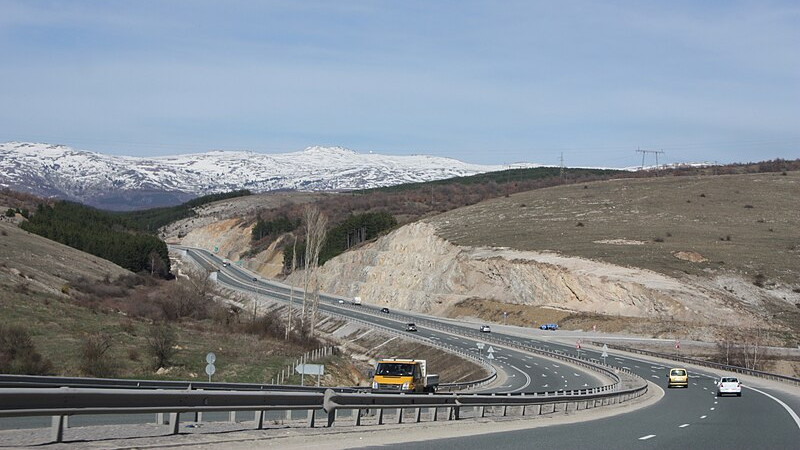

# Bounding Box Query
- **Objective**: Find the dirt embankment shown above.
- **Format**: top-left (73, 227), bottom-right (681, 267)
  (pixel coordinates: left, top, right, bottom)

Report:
top-left (287, 221), bottom-right (765, 338)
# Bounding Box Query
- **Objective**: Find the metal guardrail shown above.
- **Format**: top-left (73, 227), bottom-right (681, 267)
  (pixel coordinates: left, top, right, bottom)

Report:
top-left (0, 380), bottom-right (649, 444)
top-left (591, 341), bottom-right (800, 387)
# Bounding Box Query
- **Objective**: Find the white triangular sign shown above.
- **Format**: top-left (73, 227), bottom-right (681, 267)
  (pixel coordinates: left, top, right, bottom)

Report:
top-left (601, 344), bottom-right (609, 358)
top-left (486, 352), bottom-right (494, 360)
top-left (487, 346), bottom-right (495, 353)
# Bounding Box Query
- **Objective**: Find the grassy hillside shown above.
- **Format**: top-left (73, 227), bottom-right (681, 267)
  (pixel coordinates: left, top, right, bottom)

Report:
top-left (0, 221), bottom-right (354, 383)
top-left (428, 171), bottom-right (800, 288)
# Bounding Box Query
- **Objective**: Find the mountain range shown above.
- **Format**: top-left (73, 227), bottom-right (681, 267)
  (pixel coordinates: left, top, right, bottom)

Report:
top-left (0, 142), bottom-right (536, 211)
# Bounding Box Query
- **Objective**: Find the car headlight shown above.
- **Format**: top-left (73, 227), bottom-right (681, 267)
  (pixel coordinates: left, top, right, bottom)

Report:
top-left (372, 381), bottom-right (378, 389)
top-left (402, 382), bottom-right (410, 390)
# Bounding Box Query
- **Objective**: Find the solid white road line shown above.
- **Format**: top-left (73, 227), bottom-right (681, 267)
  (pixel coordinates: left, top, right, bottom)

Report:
top-left (639, 435), bottom-right (656, 440)
top-left (745, 385), bottom-right (800, 431)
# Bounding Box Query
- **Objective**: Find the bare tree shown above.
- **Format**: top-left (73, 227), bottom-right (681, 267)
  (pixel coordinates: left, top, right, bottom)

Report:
top-left (300, 205), bottom-right (327, 336)
top-left (148, 250), bottom-right (165, 276)
top-left (286, 236), bottom-right (297, 340)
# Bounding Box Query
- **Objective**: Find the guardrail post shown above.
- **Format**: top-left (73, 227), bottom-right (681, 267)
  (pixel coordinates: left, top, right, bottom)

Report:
top-left (355, 409), bottom-right (362, 426)
top-left (396, 408), bottom-right (403, 424)
top-left (51, 415), bottom-right (64, 443)
top-left (327, 409), bottom-right (336, 427)
top-left (537, 404), bottom-right (542, 415)
top-left (229, 411), bottom-right (236, 423)
top-left (307, 409), bottom-right (316, 428)
top-left (169, 413), bottom-right (180, 435)
top-left (255, 410), bottom-right (264, 429)
top-left (415, 407), bottom-right (422, 423)
top-left (378, 408), bottom-right (384, 425)
top-left (286, 409), bottom-right (292, 422)
top-left (433, 407), bottom-right (439, 421)
top-left (156, 412), bottom-right (166, 425)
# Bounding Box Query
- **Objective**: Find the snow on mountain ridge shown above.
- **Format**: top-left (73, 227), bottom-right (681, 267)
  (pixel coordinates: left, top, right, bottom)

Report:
top-left (0, 142), bottom-right (536, 210)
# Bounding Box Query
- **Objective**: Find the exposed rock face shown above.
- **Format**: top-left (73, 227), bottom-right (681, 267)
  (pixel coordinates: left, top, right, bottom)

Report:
top-left (292, 222), bottom-right (751, 326)
top-left (178, 217), bottom-right (288, 278)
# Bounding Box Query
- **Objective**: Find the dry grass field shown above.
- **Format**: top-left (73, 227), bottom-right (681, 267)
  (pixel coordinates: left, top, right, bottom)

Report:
top-left (429, 171), bottom-right (800, 289)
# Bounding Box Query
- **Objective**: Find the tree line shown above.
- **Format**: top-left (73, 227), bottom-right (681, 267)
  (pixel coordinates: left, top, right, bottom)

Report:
top-left (21, 202), bottom-right (172, 277)
top-left (283, 211), bottom-right (397, 271)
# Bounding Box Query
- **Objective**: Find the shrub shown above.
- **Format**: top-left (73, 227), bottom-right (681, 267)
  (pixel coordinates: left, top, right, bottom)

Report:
top-left (653, 237), bottom-right (664, 243)
top-left (753, 274), bottom-right (766, 288)
top-left (4, 208), bottom-right (14, 217)
top-left (0, 324), bottom-right (53, 375)
top-left (120, 319), bottom-right (135, 334)
top-left (79, 333), bottom-right (115, 377)
top-left (744, 204), bottom-right (754, 209)
top-left (146, 323), bottom-right (177, 370)
top-left (128, 348), bottom-right (141, 362)
top-left (576, 222), bottom-right (584, 227)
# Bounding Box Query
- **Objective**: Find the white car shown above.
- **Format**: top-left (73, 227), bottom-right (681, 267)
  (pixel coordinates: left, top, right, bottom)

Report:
top-left (716, 376), bottom-right (742, 397)
top-left (479, 325), bottom-right (491, 333)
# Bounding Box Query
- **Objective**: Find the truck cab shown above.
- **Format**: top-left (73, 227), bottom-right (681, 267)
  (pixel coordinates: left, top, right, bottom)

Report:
top-left (371, 359), bottom-right (438, 393)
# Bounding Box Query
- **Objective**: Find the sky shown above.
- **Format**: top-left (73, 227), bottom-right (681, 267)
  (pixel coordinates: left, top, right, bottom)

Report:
top-left (1, 1), bottom-right (798, 167)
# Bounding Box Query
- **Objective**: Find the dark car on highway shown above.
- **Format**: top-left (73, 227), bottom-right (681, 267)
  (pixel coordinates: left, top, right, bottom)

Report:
top-left (380, 307), bottom-right (390, 314)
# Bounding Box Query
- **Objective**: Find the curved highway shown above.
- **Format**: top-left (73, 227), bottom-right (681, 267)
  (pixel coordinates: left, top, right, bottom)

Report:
top-left (181, 247), bottom-right (800, 448)
top-left (180, 247), bottom-right (606, 393)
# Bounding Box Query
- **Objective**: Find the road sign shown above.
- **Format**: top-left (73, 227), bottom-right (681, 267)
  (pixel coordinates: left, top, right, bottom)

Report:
top-left (206, 352), bottom-right (216, 364)
top-left (601, 344), bottom-right (609, 358)
top-left (295, 364), bottom-right (325, 376)
top-left (487, 346), bottom-right (495, 354)
top-left (296, 364), bottom-right (325, 387)
top-left (205, 363), bottom-right (216, 382)
top-left (486, 352), bottom-right (495, 360)
top-left (476, 342), bottom-right (485, 350)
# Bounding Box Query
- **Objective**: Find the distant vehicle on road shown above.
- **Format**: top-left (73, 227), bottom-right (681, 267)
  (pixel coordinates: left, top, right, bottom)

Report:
top-left (337, 299), bottom-right (345, 304)
top-left (667, 368), bottom-right (689, 388)
top-left (479, 325), bottom-right (491, 333)
top-left (222, 261), bottom-right (230, 267)
top-left (351, 296), bottom-right (362, 306)
top-left (406, 323), bottom-right (418, 332)
top-left (380, 307), bottom-right (390, 314)
top-left (716, 377), bottom-right (742, 397)
top-left (252, 277), bottom-right (257, 282)
top-left (539, 323), bottom-right (558, 330)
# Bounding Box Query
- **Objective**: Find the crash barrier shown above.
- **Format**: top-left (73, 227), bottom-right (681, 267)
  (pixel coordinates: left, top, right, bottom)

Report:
top-left (0, 379), bottom-right (648, 444)
top-left (320, 308), bottom-right (498, 392)
top-left (590, 341), bottom-right (800, 387)
top-left (0, 346), bottom-right (339, 392)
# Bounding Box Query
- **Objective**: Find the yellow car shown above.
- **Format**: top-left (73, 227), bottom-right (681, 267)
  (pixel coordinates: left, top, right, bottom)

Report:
top-left (667, 368), bottom-right (689, 388)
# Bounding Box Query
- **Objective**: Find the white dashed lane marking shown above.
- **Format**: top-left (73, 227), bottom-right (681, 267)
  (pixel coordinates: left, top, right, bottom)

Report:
top-left (639, 435), bottom-right (656, 441)
top-left (700, 415), bottom-right (707, 419)
top-left (679, 424), bottom-right (690, 428)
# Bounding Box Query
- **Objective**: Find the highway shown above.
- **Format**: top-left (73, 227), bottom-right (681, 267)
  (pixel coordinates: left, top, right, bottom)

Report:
top-left (182, 246), bottom-right (800, 448)
top-left (183, 247), bottom-right (607, 393)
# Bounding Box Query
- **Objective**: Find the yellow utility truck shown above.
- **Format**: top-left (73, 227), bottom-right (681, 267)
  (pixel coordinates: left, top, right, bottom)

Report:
top-left (371, 358), bottom-right (439, 393)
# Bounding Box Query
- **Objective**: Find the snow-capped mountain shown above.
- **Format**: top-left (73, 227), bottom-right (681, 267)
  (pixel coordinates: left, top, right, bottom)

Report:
top-left (0, 142), bottom-right (536, 210)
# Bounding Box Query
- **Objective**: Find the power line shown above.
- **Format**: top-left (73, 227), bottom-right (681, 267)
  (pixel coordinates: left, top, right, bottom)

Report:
top-left (636, 148), bottom-right (665, 172)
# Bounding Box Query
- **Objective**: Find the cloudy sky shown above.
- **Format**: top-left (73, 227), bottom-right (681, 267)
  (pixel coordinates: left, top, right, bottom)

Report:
top-left (1, 1), bottom-right (798, 166)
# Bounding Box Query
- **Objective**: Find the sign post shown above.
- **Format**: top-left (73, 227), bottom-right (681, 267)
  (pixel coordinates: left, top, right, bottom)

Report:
top-left (295, 363), bottom-right (325, 387)
top-left (205, 352), bottom-right (216, 382)
top-left (601, 344), bottom-right (609, 365)
top-left (476, 342), bottom-right (485, 357)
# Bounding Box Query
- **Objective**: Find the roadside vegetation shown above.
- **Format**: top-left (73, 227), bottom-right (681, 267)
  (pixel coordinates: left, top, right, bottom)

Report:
top-left (0, 269), bottom-right (349, 383)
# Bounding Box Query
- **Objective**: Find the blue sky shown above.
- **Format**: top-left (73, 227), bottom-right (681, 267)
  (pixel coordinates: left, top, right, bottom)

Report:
top-left (1, 1), bottom-right (798, 166)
